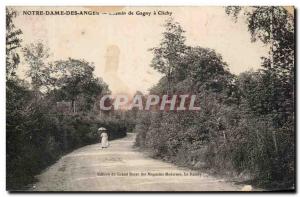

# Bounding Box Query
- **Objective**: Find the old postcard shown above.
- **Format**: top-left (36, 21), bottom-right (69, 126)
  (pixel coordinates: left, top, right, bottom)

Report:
top-left (6, 6), bottom-right (295, 192)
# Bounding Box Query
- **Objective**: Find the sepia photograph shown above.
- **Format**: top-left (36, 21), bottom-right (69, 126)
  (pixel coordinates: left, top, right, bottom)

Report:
top-left (5, 5), bottom-right (295, 192)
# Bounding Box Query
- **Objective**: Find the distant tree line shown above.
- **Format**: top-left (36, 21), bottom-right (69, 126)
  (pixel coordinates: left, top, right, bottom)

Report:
top-left (135, 7), bottom-right (294, 190)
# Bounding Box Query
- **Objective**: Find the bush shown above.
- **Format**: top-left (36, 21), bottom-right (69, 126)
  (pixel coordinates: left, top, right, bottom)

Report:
top-left (6, 80), bottom-right (127, 190)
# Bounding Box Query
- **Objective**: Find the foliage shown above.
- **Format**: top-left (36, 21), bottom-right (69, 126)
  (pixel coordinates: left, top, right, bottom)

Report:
top-left (135, 15), bottom-right (295, 190)
top-left (6, 8), bottom-right (22, 79)
top-left (149, 18), bottom-right (187, 92)
top-left (50, 58), bottom-right (110, 112)
top-left (6, 12), bottom-right (125, 190)
top-left (23, 42), bottom-right (51, 91)
top-left (6, 80), bottom-right (127, 189)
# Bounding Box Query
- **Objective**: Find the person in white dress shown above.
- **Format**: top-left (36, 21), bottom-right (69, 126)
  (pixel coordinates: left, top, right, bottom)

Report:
top-left (99, 127), bottom-right (109, 148)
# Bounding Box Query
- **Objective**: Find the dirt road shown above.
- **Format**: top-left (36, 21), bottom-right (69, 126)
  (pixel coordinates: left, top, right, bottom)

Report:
top-left (31, 133), bottom-right (245, 191)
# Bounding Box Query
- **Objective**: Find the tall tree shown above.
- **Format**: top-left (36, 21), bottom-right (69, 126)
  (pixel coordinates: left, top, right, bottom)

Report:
top-left (6, 8), bottom-right (22, 79)
top-left (149, 18), bottom-right (187, 93)
top-left (226, 6), bottom-right (294, 124)
top-left (23, 42), bottom-right (52, 92)
top-left (226, 6), bottom-right (294, 78)
top-left (226, 6), bottom-right (295, 186)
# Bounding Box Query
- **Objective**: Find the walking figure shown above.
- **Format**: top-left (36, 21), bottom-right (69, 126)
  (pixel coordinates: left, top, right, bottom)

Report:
top-left (98, 127), bottom-right (109, 148)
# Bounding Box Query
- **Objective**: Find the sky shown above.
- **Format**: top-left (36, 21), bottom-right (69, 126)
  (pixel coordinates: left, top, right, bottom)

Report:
top-left (13, 6), bottom-right (269, 95)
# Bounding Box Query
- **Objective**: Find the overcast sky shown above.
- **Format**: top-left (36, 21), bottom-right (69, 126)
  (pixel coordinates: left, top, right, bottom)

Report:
top-left (13, 6), bottom-right (268, 95)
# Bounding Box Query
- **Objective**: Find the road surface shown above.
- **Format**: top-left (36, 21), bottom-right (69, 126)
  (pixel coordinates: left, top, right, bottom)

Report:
top-left (31, 133), bottom-right (245, 191)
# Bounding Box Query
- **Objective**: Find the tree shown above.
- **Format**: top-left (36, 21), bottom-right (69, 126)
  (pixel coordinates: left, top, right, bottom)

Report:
top-left (51, 58), bottom-right (110, 112)
top-left (226, 6), bottom-right (294, 78)
top-left (6, 8), bottom-right (22, 79)
top-left (149, 18), bottom-right (187, 93)
top-left (23, 42), bottom-right (52, 92)
top-left (184, 47), bottom-right (233, 93)
top-left (226, 6), bottom-right (295, 187)
top-left (225, 5), bottom-right (294, 130)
